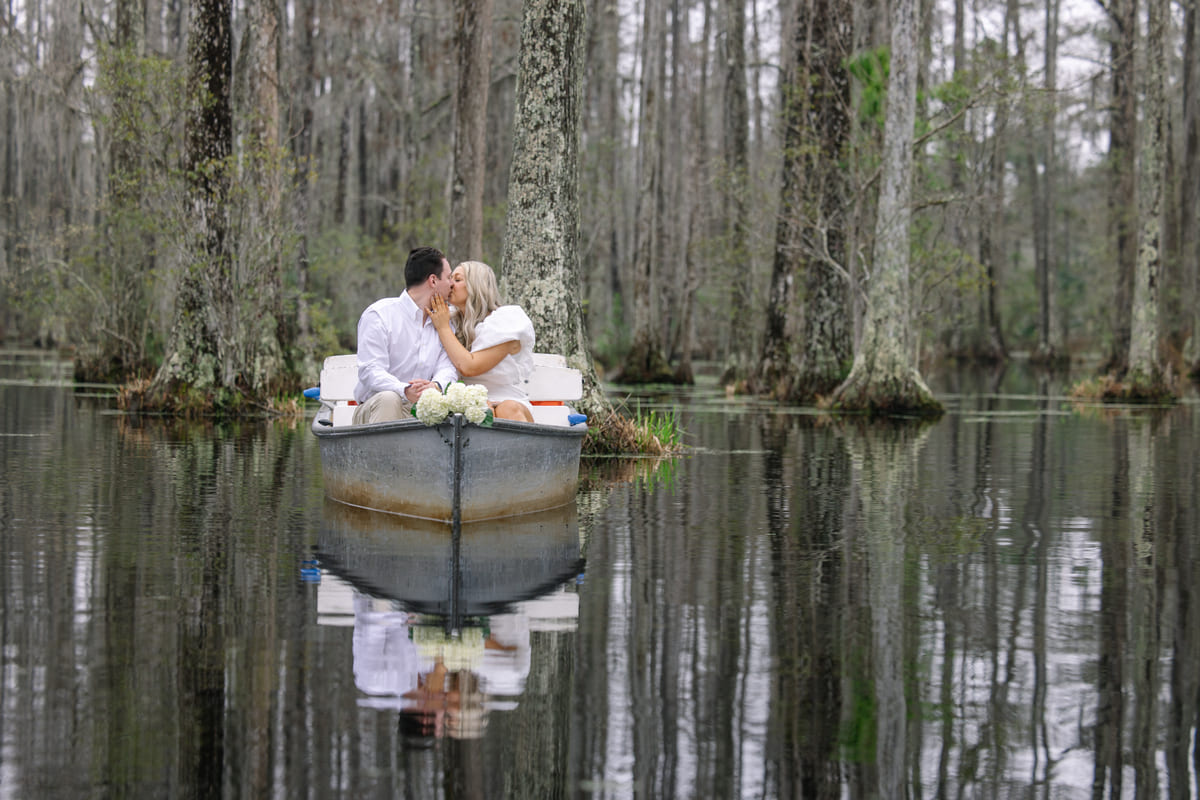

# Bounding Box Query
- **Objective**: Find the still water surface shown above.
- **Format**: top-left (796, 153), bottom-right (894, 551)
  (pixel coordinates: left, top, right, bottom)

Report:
top-left (2, 352), bottom-right (1199, 799)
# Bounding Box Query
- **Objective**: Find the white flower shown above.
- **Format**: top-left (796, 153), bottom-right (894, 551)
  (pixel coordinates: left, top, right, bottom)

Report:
top-left (412, 381), bottom-right (493, 426)
top-left (414, 388), bottom-right (451, 425)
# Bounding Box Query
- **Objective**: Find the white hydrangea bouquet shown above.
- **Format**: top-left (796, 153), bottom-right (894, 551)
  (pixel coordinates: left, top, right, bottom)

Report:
top-left (412, 381), bottom-right (494, 427)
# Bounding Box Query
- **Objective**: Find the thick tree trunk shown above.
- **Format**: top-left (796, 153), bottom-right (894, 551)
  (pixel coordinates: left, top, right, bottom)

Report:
top-left (757, 0), bottom-right (853, 401)
top-left (830, 0), bottom-right (941, 416)
top-left (664, 0), bottom-right (690, 377)
top-left (580, 0), bottom-right (623, 347)
top-left (449, 0), bottom-right (493, 261)
top-left (1182, 0), bottom-right (1199, 374)
top-left (719, 0), bottom-right (754, 386)
top-left (242, 0), bottom-right (286, 379)
top-left (147, 0), bottom-right (286, 410)
top-left (793, 0), bottom-right (853, 397)
top-left (1104, 0), bottom-right (1138, 374)
top-left (674, 0), bottom-right (715, 384)
top-left (1126, 0), bottom-right (1173, 398)
top-left (500, 0), bottom-right (608, 415)
top-left (1032, 0), bottom-right (1063, 364)
top-left (618, 0), bottom-right (676, 384)
top-left (80, 0), bottom-right (152, 381)
top-left (153, 0), bottom-right (235, 399)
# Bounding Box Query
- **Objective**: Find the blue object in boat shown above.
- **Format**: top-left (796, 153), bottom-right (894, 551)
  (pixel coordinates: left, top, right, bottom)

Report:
top-left (568, 413), bottom-right (587, 426)
top-left (300, 559), bottom-right (321, 582)
top-left (303, 386), bottom-right (320, 400)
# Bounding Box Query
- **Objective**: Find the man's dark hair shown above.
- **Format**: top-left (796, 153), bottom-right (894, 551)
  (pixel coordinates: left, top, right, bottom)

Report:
top-left (404, 246), bottom-right (447, 289)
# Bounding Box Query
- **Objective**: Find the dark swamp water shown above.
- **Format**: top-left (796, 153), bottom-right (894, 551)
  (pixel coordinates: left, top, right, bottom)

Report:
top-left (2, 350), bottom-right (1199, 799)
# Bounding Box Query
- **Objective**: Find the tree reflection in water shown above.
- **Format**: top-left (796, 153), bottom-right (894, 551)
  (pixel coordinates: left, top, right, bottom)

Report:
top-left (3, 366), bottom-right (1200, 797)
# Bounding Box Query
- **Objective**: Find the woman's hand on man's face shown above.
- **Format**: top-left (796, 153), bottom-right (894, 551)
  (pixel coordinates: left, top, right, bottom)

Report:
top-left (427, 294), bottom-right (451, 330)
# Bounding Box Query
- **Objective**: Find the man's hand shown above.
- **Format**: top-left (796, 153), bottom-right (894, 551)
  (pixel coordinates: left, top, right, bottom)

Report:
top-left (404, 379), bottom-right (438, 404)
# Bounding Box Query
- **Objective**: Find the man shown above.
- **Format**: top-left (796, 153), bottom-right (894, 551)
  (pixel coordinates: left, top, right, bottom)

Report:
top-left (353, 246), bottom-right (458, 424)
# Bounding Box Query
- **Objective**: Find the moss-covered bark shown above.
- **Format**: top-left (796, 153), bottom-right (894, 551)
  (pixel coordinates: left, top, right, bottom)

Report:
top-left (499, 0), bottom-right (610, 417)
top-left (830, 0), bottom-right (942, 418)
top-left (756, 0), bottom-right (853, 403)
top-left (141, 0), bottom-right (289, 415)
top-left (1126, 0), bottom-right (1177, 400)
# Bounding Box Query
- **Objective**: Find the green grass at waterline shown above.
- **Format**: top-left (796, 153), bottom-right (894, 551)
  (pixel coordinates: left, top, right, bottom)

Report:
top-left (583, 403), bottom-right (684, 456)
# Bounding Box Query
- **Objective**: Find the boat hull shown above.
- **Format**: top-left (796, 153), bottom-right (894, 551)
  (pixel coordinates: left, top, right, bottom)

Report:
top-left (312, 412), bottom-right (586, 521)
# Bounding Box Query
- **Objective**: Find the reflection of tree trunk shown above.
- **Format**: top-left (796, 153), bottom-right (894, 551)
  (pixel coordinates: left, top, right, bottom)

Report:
top-left (569, 490), bottom-right (615, 790)
top-left (1029, 376), bottom-right (1053, 781)
top-left (631, 491), bottom-right (660, 798)
top-left (1093, 421), bottom-right (1128, 798)
top-left (179, 535), bottom-right (226, 797)
top-left (765, 420), bottom-right (846, 798)
top-left (932, 544), bottom-right (963, 797)
top-left (1166, 411), bottom-right (1200, 797)
top-left (845, 423), bottom-right (930, 797)
top-left (711, 510), bottom-right (744, 799)
top-left (1129, 421), bottom-right (1160, 797)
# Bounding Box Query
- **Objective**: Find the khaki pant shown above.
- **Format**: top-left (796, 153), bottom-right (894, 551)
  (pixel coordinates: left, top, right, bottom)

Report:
top-left (353, 390), bottom-right (413, 424)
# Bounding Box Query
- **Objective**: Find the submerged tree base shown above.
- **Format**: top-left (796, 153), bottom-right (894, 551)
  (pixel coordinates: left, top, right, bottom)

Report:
top-left (615, 341), bottom-right (684, 385)
top-left (828, 368), bottom-right (945, 418)
top-left (1069, 372), bottom-right (1178, 404)
top-left (117, 376), bottom-right (303, 418)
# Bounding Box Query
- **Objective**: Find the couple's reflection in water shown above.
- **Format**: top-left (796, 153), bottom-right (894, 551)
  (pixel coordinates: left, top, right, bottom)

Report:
top-left (313, 498), bottom-right (584, 742)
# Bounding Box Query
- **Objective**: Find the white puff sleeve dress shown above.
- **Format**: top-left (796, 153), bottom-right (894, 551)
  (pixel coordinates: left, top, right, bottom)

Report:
top-left (464, 305), bottom-right (536, 412)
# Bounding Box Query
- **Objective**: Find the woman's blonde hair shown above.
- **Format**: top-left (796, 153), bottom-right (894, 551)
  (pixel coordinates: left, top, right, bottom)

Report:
top-left (451, 261), bottom-right (502, 349)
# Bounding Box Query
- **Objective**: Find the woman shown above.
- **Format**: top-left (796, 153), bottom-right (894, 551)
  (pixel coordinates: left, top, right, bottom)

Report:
top-left (426, 261), bottom-right (536, 422)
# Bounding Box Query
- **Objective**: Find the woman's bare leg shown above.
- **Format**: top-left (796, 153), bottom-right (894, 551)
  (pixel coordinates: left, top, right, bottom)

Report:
top-left (493, 399), bottom-right (533, 423)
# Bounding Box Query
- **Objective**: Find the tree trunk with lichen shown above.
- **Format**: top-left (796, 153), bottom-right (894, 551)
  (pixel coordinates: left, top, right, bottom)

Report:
top-left (499, 0), bottom-right (608, 417)
top-left (1182, 0), bottom-right (1199, 375)
top-left (145, 0), bottom-right (288, 413)
top-left (150, 0), bottom-right (235, 408)
top-left (756, 0), bottom-right (852, 401)
top-left (830, 0), bottom-right (942, 417)
top-left (1126, 0), bottom-right (1174, 399)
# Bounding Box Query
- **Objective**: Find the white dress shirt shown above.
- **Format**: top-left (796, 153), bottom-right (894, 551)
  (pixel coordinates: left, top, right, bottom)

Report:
top-left (354, 291), bottom-right (458, 404)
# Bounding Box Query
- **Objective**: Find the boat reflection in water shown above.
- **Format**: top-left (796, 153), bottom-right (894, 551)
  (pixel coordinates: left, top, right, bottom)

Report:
top-left (312, 499), bottom-right (584, 741)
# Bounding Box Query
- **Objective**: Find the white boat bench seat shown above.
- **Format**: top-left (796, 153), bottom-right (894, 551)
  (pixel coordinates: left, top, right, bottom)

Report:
top-left (312, 353), bottom-right (585, 427)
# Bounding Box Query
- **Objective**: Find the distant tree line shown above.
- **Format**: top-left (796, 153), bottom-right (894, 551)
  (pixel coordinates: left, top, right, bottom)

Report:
top-left (0, 0), bottom-right (1196, 410)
